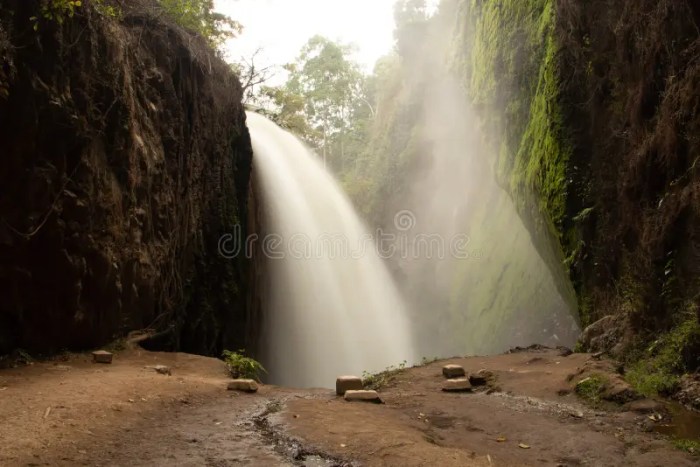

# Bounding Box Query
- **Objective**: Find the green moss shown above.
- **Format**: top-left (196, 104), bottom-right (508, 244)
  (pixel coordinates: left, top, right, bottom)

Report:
top-left (451, 0), bottom-right (577, 313)
top-left (625, 316), bottom-right (700, 396)
top-left (575, 374), bottom-right (608, 405)
top-left (448, 185), bottom-right (572, 353)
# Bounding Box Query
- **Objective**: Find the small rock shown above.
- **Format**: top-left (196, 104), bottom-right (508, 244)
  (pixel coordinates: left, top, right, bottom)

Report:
top-left (344, 390), bottom-right (383, 403)
top-left (442, 378), bottom-right (472, 392)
top-left (92, 351), bottom-right (113, 364)
top-left (336, 375), bottom-right (363, 396)
top-left (146, 365), bottom-right (171, 376)
top-left (442, 364), bottom-right (466, 379)
top-left (227, 379), bottom-right (258, 393)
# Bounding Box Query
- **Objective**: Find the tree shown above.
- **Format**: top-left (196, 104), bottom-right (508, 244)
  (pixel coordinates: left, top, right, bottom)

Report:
top-left (158, 0), bottom-right (242, 47)
top-left (255, 86), bottom-right (318, 144)
top-left (231, 48), bottom-right (275, 105)
top-left (285, 36), bottom-right (364, 171)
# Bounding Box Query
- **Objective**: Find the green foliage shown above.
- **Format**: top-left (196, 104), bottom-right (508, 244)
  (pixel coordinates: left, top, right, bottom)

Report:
top-left (672, 438), bottom-right (700, 455)
top-left (94, 0), bottom-right (119, 18)
top-left (361, 360), bottom-right (408, 391)
top-left (32, 0), bottom-right (82, 28)
top-left (254, 86), bottom-right (319, 144)
top-left (158, 0), bottom-right (241, 47)
top-left (625, 315), bottom-right (700, 396)
top-left (575, 374), bottom-right (608, 405)
top-left (222, 349), bottom-right (266, 381)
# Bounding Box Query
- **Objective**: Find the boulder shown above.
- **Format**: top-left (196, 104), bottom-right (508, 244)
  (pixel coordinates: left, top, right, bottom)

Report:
top-left (336, 375), bottom-right (363, 396)
top-left (92, 350), bottom-right (113, 364)
top-left (601, 377), bottom-right (641, 403)
top-left (442, 364), bottom-right (466, 379)
top-left (442, 378), bottom-right (472, 392)
top-left (227, 379), bottom-right (258, 393)
top-left (344, 390), bottom-right (383, 403)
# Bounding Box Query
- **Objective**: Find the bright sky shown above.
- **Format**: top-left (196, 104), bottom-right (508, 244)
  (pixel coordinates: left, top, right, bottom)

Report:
top-left (214, 0), bottom-right (408, 81)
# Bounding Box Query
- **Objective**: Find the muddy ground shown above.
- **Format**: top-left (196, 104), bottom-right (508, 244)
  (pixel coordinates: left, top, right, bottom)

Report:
top-left (0, 347), bottom-right (697, 466)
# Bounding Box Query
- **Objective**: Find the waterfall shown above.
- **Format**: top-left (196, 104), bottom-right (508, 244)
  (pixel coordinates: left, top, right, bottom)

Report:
top-left (247, 111), bottom-right (416, 388)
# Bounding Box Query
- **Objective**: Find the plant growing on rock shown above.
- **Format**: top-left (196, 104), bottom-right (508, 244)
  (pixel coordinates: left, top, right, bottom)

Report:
top-left (362, 360), bottom-right (408, 391)
top-left (222, 350), bottom-right (266, 381)
top-left (575, 374), bottom-right (608, 405)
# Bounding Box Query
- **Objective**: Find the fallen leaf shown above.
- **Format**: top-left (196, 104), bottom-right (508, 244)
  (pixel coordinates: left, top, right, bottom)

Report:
top-left (496, 437), bottom-right (507, 443)
top-left (340, 444), bottom-right (347, 448)
top-left (518, 443), bottom-right (531, 449)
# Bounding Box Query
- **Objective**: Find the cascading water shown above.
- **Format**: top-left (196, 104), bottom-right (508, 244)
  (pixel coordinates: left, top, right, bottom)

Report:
top-left (247, 111), bottom-right (416, 388)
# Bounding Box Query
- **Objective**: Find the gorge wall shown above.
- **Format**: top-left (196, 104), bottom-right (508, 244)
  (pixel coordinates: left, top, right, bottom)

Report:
top-left (0, 0), bottom-right (252, 356)
top-left (454, 0), bottom-right (700, 386)
top-left (344, 0), bottom-right (699, 391)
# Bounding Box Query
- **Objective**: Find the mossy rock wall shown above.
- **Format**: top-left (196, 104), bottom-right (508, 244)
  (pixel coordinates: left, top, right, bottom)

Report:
top-left (454, 0), bottom-right (700, 373)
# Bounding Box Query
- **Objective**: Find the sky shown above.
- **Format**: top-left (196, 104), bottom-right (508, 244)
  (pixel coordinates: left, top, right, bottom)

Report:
top-left (214, 0), bottom-right (416, 82)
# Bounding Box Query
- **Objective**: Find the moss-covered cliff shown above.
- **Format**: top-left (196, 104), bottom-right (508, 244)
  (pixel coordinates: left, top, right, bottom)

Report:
top-left (343, 0), bottom-right (698, 397)
top-left (455, 0), bottom-right (700, 396)
top-left (0, 0), bottom-right (252, 356)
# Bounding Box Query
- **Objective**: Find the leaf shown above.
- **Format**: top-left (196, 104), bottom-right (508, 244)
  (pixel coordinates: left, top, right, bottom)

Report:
top-left (518, 443), bottom-right (531, 449)
top-left (496, 436), bottom-right (507, 442)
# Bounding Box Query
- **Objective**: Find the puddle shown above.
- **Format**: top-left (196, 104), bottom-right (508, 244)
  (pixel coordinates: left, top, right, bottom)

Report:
top-left (654, 403), bottom-right (700, 440)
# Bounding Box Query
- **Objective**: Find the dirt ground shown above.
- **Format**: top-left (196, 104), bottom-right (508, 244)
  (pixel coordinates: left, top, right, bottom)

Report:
top-left (0, 347), bottom-right (697, 466)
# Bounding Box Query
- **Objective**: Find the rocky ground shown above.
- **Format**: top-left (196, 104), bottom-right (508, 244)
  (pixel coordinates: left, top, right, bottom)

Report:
top-left (0, 346), bottom-right (697, 466)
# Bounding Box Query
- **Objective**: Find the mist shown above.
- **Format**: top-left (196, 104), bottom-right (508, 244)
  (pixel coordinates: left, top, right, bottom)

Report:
top-left (352, 1), bottom-right (580, 358)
